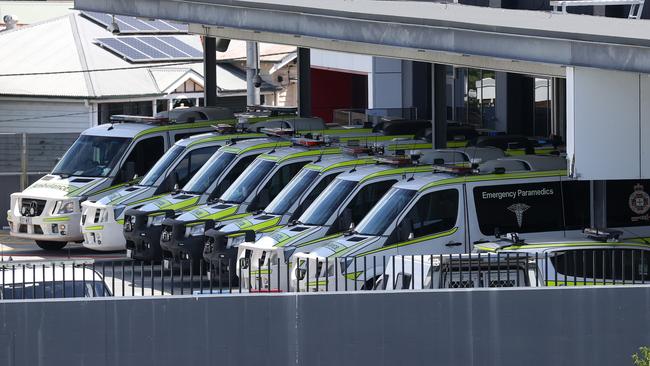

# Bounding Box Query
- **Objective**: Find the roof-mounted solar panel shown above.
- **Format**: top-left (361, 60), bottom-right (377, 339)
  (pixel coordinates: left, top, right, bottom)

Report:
top-left (157, 37), bottom-right (203, 58)
top-left (95, 36), bottom-right (203, 63)
top-left (82, 11), bottom-right (188, 34)
top-left (95, 37), bottom-right (150, 61)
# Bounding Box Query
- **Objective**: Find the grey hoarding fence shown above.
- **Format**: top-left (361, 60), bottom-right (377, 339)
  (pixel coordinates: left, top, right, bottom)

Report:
top-left (0, 285), bottom-right (649, 366)
top-left (1, 250), bottom-right (649, 299)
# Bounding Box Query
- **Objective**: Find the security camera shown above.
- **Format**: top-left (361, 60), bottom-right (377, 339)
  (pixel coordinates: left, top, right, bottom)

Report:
top-left (253, 74), bottom-right (263, 88)
top-left (3, 15), bottom-right (18, 30)
top-left (107, 15), bottom-right (120, 34)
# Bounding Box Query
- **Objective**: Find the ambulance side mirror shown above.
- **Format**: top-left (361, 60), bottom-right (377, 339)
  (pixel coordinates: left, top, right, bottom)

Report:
top-left (398, 218), bottom-right (413, 242)
top-left (121, 161), bottom-right (136, 183)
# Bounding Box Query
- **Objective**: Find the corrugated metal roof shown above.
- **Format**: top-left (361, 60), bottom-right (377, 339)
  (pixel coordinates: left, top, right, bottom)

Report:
top-left (0, 1), bottom-right (73, 25)
top-left (0, 11), bottom-right (276, 99)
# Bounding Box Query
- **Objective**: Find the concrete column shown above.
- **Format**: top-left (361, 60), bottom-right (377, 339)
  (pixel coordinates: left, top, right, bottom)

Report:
top-left (203, 37), bottom-right (217, 107)
top-left (371, 57), bottom-right (402, 109)
top-left (411, 62), bottom-right (432, 120)
top-left (433, 64), bottom-right (447, 148)
top-left (566, 66), bottom-right (650, 179)
top-left (506, 73), bottom-right (534, 135)
top-left (297, 47), bottom-right (312, 117)
top-left (494, 71), bottom-right (508, 132)
top-left (152, 100), bottom-right (157, 116)
top-left (246, 41), bottom-right (261, 106)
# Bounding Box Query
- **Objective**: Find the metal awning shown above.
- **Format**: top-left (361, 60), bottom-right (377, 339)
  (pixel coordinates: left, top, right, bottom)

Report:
top-left (73, 0), bottom-right (650, 76)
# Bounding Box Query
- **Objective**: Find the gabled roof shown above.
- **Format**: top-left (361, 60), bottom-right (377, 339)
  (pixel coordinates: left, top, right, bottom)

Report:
top-left (0, 11), bottom-right (276, 100)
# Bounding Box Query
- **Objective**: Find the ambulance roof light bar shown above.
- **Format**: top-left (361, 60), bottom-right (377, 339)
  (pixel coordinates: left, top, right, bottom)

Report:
top-left (583, 228), bottom-right (622, 242)
top-left (109, 115), bottom-right (170, 125)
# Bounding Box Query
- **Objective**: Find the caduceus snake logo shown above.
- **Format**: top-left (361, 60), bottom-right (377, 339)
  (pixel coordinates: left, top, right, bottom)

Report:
top-left (508, 203), bottom-right (531, 228)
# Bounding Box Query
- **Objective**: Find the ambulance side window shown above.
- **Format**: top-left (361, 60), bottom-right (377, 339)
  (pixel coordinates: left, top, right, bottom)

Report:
top-left (249, 162), bottom-right (305, 211)
top-left (289, 173), bottom-right (340, 221)
top-left (209, 154), bottom-right (258, 200)
top-left (397, 189), bottom-right (459, 240)
top-left (156, 146), bottom-right (218, 194)
top-left (114, 136), bottom-right (164, 185)
top-left (327, 180), bottom-right (397, 234)
top-left (473, 181), bottom-right (590, 235)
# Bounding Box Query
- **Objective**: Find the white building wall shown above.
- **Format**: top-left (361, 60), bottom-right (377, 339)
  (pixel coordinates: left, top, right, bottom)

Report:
top-left (567, 67), bottom-right (650, 179)
top-left (310, 49), bottom-right (373, 74)
top-left (0, 99), bottom-right (92, 133)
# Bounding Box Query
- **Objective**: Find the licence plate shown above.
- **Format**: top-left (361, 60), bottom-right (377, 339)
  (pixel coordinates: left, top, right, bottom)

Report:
top-left (126, 249), bottom-right (132, 258)
top-left (18, 217), bottom-right (32, 225)
top-left (163, 259), bottom-right (171, 270)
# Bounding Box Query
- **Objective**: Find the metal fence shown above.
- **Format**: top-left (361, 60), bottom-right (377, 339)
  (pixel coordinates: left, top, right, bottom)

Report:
top-left (2, 249), bottom-right (649, 300)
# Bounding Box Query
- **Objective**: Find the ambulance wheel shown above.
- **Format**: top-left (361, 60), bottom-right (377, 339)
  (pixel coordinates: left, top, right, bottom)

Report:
top-left (36, 241), bottom-right (67, 251)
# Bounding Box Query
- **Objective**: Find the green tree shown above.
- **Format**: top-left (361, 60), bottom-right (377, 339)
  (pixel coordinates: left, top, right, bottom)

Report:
top-left (633, 346), bottom-right (650, 366)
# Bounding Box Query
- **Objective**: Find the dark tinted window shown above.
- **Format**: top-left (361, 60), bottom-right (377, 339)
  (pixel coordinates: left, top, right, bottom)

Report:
top-left (606, 180), bottom-right (650, 228)
top-left (208, 154), bottom-right (258, 200)
top-left (288, 172), bottom-right (341, 221)
top-left (550, 249), bottom-right (650, 281)
top-left (401, 189), bottom-right (458, 238)
top-left (249, 162), bottom-right (306, 211)
top-left (114, 136), bottom-right (164, 184)
top-left (344, 180), bottom-right (397, 226)
top-left (156, 145), bottom-right (218, 194)
top-left (473, 181), bottom-right (590, 236)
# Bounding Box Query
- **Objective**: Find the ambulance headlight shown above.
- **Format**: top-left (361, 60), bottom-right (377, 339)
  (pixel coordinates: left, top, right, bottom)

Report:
top-left (228, 235), bottom-right (246, 247)
top-left (283, 247), bottom-right (296, 261)
top-left (113, 206), bottom-right (126, 220)
top-left (56, 201), bottom-right (76, 214)
top-left (187, 223), bottom-right (205, 237)
top-left (148, 215), bottom-right (165, 227)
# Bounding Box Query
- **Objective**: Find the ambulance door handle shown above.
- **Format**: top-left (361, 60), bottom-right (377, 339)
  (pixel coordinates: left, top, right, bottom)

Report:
top-left (445, 241), bottom-right (462, 247)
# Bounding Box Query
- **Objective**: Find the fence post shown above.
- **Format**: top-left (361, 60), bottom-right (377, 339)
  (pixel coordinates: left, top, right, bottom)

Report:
top-left (20, 133), bottom-right (28, 191)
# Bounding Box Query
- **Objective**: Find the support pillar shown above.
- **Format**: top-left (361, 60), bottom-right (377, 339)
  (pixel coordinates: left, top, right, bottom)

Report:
top-left (506, 73), bottom-right (534, 135)
top-left (246, 41), bottom-right (261, 106)
top-left (411, 62), bottom-right (432, 120)
top-left (203, 37), bottom-right (217, 107)
top-left (433, 63), bottom-right (447, 148)
top-left (298, 47), bottom-right (312, 117)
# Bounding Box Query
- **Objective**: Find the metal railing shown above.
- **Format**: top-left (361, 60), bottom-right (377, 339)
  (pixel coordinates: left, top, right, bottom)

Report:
top-left (1, 249), bottom-right (649, 300)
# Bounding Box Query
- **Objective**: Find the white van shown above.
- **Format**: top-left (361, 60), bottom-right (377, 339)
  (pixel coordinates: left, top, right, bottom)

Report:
top-left (7, 116), bottom-right (221, 250)
top-left (291, 156), bottom-right (590, 291)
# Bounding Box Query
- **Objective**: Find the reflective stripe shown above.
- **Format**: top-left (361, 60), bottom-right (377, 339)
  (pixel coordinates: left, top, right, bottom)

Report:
top-left (386, 143), bottom-right (433, 151)
top-left (43, 217), bottom-right (70, 222)
top-left (238, 216), bottom-right (282, 231)
top-left (417, 170), bottom-right (567, 192)
top-left (306, 281), bottom-right (327, 287)
top-left (129, 194), bottom-right (167, 206)
top-left (192, 205), bottom-right (238, 220)
top-left (276, 148), bottom-right (341, 163)
top-left (186, 133), bottom-right (266, 148)
top-left (344, 271), bottom-right (363, 280)
top-left (360, 166), bottom-right (433, 183)
top-left (446, 141), bottom-right (469, 148)
top-left (251, 269), bottom-right (272, 275)
top-left (85, 225), bottom-right (103, 231)
top-left (320, 158), bottom-right (376, 173)
top-left (133, 119), bottom-right (236, 139)
top-left (355, 227), bottom-right (459, 256)
top-left (86, 179), bottom-right (141, 196)
top-left (295, 233), bottom-right (343, 248)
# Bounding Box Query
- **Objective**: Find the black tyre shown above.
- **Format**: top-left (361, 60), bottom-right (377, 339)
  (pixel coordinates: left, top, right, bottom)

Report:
top-left (35, 241), bottom-right (67, 251)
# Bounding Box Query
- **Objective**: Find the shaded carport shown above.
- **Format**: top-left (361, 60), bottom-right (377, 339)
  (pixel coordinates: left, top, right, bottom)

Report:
top-left (74, 0), bottom-right (650, 180)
